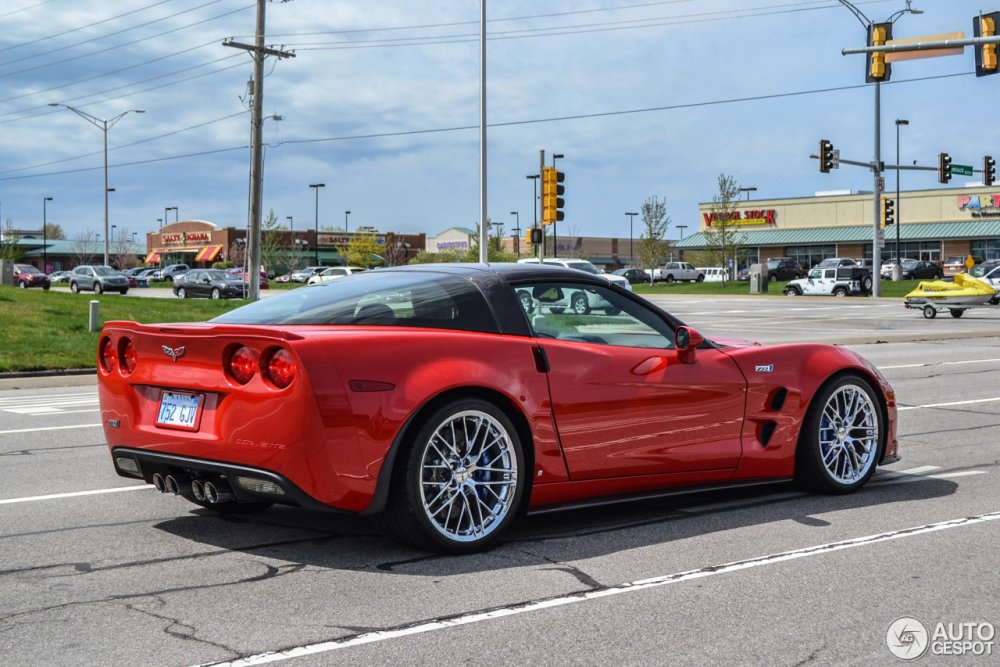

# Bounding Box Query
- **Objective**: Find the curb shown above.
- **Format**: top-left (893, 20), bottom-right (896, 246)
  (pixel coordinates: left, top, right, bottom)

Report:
top-left (0, 368), bottom-right (96, 380)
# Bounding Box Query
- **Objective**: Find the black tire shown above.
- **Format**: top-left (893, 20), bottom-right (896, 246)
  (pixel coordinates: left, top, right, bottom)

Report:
top-left (94, 282), bottom-right (103, 295)
top-left (666, 275), bottom-right (675, 283)
top-left (605, 306), bottom-right (621, 316)
top-left (696, 274), bottom-right (705, 283)
top-left (376, 398), bottom-right (526, 553)
top-left (18, 281), bottom-right (27, 289)
top-left (784, 287), bottom-right (800, 296)
top-left (70, 282), bottom-right (80, 294)
top-left (176, 288), bottom-right (186, 299)
top-left (833, 287), bottom-right (848, 297)
top-left (769, 273), bottom-right (777, 282)
top-left (923, 305), bottom-right (937, 319)
top-left (796, 375), bottom-right (883, 494)
top-left (571, 293), bottom-right (590, 315)
top-left (862, 275), bottom-right (873, 291)
top-left (949, 309), bottom-right (964, 319)
top-left (549, 307), bottom-right (565, 314)
top-left (43, 285), bottom-right (50, 291)
top-left (211, 288), bottom-right (221, 300)
top-left (517, 290), bottom-right (534, 314)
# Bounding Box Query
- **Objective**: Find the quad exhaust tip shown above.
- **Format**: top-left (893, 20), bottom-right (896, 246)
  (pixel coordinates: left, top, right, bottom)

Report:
top-left (163, 474), bottom-right (190, 496)
top-left (204, 479), bottom-right (233, 504)
top-left (152, 473), bottom-right (166, 493)
top-left (191, 479), bottom-right (206, 502)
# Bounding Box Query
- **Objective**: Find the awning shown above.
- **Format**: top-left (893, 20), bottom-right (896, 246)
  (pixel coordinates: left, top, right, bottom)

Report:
top-left (195, 245), bottom-right (223, 262)
top-left (144, 249), bottom-right (162, 264)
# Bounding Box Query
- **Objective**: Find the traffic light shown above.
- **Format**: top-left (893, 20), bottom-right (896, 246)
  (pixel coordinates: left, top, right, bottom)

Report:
top-left (527, 227), bottom-right (543, 245)
top-left (819, 139), bottom-right (835, 173)
top-left (985, 155), bottom-right (996, 186)
top-left (938, 153), bottom-right (952, 184)
top-left (881, 197), bottom-right (895, 227)
top-left (541, 167), bottom-right (565, 225)
top-left (866, 22), bottom-right (892, 82)
top-left (974, 12), bottom-right (1000, 77)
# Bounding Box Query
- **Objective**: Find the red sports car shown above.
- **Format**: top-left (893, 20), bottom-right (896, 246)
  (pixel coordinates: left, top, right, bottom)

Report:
top-left (98, 264), bottom-right (898, 553)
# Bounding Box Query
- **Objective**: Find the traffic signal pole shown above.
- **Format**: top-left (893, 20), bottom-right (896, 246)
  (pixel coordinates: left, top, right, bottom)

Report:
top-left (872, 80), bottom-right (882, 296)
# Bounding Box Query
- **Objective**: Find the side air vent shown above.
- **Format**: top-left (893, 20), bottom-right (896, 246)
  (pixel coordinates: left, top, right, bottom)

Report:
top-left (758, 421), bottom-right (777, 447)
top-left (769, 387), bottom-right (788, 411)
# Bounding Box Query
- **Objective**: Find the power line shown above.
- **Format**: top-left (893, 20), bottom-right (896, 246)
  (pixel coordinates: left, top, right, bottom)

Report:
top-left (0, 70), bottom-right (969, 183)
top-left (0, 0), bottom-right (58, 21)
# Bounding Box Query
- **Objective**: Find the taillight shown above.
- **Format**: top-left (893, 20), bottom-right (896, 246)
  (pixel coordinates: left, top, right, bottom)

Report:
top-left (227, 345), bottom-right (258, 384)
top-left (264, 348), bottom-right (297, 389)
top-left (99, 337), bottom-right (117, 374)
top-left (120, 337), bottom-right (137, 375)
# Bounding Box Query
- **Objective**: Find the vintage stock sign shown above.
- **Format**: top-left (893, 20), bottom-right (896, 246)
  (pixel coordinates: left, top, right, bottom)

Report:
top-left (703, 209), bottom-right (777, 227)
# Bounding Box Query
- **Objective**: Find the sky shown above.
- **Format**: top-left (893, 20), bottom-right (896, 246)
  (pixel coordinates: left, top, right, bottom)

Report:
top-left (0, 0), bottom-right (997, 245)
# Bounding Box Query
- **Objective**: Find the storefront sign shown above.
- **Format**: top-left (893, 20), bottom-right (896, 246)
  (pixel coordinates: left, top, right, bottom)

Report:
top-left (437, 241), bottom-right (469, 250)
top-left (162, 234), bottom-right (183, 244)
top-left (186, 232), bottom-right (210, 243)
top-left (161, 232), bottom-right (210, 245)
top-left (318, 233), bottom-right (386, 246)
top-left (957, 194), bottom-right (1000, 217)
top-left (702, 209), bottom-right (777, 227)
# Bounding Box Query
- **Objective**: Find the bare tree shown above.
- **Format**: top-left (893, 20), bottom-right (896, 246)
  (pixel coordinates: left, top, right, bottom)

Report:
top-left (0, 220), bottom-right (20, 261)
top-left (71, 229), bottom-right (99, 266)
top-left (637, 196), bottom-right (671, 279)
top-left (111, 227), bottom-right (137, 269)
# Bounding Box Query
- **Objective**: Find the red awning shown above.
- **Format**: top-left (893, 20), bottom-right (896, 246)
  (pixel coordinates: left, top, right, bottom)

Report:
top-left (195, 245), bottom-right (223, 262)
top-left (143, 250), bottom-right (161, 264)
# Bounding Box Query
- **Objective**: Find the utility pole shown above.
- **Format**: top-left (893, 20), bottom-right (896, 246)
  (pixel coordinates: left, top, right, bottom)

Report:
top-left (224, 0), bottom-right (294, 300)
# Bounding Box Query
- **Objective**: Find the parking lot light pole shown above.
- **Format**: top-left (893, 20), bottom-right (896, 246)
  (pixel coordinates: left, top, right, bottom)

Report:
top-left (310, 183), bottom-right (325, 266)
top-left (738, 186), bottom-right (757, 201)
top-left (510, 211), bottom-right (520, 256)
top-left (895, 119), bottom-right (908, 271)
top-left (344, 210), bottom-right (351, 233)
top-left (48, 103), bottom-right (144, 267)
top-left (625, 212), bottom-right (638, 267)
top-left (43, 196), bottom-right (52, 273)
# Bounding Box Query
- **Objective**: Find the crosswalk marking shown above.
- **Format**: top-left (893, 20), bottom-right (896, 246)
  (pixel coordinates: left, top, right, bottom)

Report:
top-left (0, 391), bottom-right (98, 416)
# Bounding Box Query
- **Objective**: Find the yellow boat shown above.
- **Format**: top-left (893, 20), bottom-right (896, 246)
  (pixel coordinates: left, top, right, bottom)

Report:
top-left (904, 273), bottom-right (998, 319)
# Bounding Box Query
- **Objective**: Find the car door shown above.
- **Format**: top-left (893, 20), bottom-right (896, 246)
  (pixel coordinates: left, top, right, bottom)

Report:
top-left (519, 281), bottom-right (746, 479)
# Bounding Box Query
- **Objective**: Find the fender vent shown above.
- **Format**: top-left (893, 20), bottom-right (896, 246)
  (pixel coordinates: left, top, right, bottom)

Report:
top-left (758, 421), bottom-right (777, 447)
top-left (769, 387), bottom-right (788, 411)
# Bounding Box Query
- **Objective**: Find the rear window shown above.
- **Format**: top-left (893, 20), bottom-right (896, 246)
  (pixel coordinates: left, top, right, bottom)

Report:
top-left (212, 270), bottom-right (499, 333)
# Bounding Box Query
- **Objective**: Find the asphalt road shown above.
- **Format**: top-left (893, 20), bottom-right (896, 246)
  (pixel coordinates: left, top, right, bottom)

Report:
top-left (1, 304), bottom-right (998, 666)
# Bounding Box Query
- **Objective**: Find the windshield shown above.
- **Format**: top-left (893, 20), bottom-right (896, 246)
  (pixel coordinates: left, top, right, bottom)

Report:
top-left (94, 266), bottom-right (118, 276)
top-left (17, 265), bottom-right (43, 274)
top-left (970, 264), bottom-right (998, 278)
top-left (206, 270), bottom-right (238, 281)
top-left (211, 269), bottom-right (498, 333)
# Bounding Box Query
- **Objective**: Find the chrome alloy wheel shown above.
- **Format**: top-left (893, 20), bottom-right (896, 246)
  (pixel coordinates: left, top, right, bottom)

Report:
top-left (419, 410), bottom-right (518, 543)
top-left (818, 385), bottom-right (878, 484)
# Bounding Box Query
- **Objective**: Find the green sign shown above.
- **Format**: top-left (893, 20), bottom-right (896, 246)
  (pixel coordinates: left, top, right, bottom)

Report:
top-left (952, 164), bottom-right (973, 176)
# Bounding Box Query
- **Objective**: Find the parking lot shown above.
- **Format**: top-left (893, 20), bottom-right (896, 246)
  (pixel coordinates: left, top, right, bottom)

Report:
top-left (1, 299), bottom-right (998, 666)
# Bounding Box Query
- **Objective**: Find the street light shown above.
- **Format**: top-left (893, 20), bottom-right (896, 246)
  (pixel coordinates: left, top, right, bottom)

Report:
top-left (551, 153), bottom-right (564, 255)
top-left (895, 118), bottom-right (909, 273)
top-left (345, 210), bottom-right (351, 233)
top-left (677, 224), bottom-right (688, 240)
top-left (625, 212), bottom-right (638, 267)
top-left (738, 186), bottom-right (757, 201)
top-left (510, 211), bottom-right (520, 257)
top-left (526, 174), bottom-right (539, 257)
top-left (309, 183), bottom-right (325, 266)
top-left (834, 0), bottom-right (921, 294)
top-left (164, 206), bottom-right (177, 229)
top-left (43, 196), bottom-right (52, 273)
top-left (48, 103), bottom-right (144, 266)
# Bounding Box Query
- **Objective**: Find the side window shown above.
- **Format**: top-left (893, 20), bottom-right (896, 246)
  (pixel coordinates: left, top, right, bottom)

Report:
top-left (514, 282), bottom-right (674, 349)
top-left (824, 269), bottom-right (836, 279)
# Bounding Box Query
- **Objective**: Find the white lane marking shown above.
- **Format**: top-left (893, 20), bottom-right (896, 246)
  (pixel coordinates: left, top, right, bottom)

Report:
top-left (879, 471), bottom-right (987, 486)
top-left (881, 358), bottom-right (1000, 370)
top-left (0, 423), bottom-right (102, 436)
top-left (0, 485), bottom-right (153, 505)
top-left (0, 392), bottom-right (99, 416)
top-left (0, 391), bottom-right (97, 403)
top-left (898, 397), bottom-right (1000, 411)
top-left (198, 511), bottom-right (1000, 667)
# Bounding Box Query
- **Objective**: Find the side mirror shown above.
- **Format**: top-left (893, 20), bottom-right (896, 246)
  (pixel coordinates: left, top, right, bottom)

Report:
top-left (675, 326), bottom-right (704, 364)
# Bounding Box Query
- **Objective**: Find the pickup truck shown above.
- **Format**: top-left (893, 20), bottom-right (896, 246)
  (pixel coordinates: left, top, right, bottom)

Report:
top-left (647, 262), bottom-right (704, 283)
top-left (783, 266), bottom-right (873, 297)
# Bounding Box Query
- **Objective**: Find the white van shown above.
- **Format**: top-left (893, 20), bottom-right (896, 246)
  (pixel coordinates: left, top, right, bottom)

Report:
top-left (696, 267), bottom-right (726, 282)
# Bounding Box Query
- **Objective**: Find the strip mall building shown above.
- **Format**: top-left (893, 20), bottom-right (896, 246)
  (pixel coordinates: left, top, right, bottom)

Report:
top-left (676, 186), bottom-right (1000, 268)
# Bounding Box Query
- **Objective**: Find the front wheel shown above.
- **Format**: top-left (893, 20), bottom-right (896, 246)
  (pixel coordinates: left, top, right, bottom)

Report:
top-left (517, 290), bottom-right (534, 314)
top-left (377, 399), bottom-right (525, 553)
top-left (571, 293), bottom-right (590, 315)
top-left (796, 375), bottom-right (883, 494)
top-left (923, 305), bottom-right (937, 319)
top-left (784, 287), bottom-right (800, 296)
top-left (70, 282), bottom-right (80, 293)
top-left (94, 282), bottom-right (103, 295)
top-left (769, 273), bottom-right (777, 282)
top-left (120, 288), bottom-right (128, 295)
top-left (18, 281), bottom-right (27, 289)
top-left (833, 287), bottom-right (848, 297)
top-left (211, 288), bottom-right (221, 300)
top-left (176, 288), bottom-right (186, 299)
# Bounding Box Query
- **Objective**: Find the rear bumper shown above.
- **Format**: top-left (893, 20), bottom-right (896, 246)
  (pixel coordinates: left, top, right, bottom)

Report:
top-left (111, 446), bottom-right (350, 513)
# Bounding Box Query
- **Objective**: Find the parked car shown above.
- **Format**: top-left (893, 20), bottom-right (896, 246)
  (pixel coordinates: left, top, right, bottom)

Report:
top-left (228, 268), bottom-right (269, 289)
top-left (13, 264), bottom-right (50, 290)
top-left (696, 267), bottom-right (726, 282)
top-left (174, 269), bottom-right (249, 300)
top-left (611, 268), bottom-right (650, 285)
top-left (274, 273), bottom-right (293, 283)
top-left (658, 261), bottom-right (704, 283)
top-left (814, 257), bottom-right (857, 269)
top-left (943, 255), bottom-right (983, 277)
top-left (290, 266), bottom-right (326, 283)
top-left (764, 258), bottom-right (804, 282)
top-left (783, 266), bottom-right (873, 297)
top-left (70, 265), bottom-right (130, 294)
top-left (138, 268), bottom-right (162, 281)
top-left (48, 270), bottom-right (72, 284)
top-left (99, 263), bottom-right (898, 553)
top-left (969, 260), bottom-right (1000, 303)
top-left (517, 258), bottom-right (632, 314)
top-left (736, 267), bottom-right (751, 281)
top-left (307, 266), bottom-right (367, 285)
top-left (161, 264), bottom-right (190, 283)
top-left (881, 259), bottom-right (943, 281)
top-left (121, 273), bottom-right (138, 288)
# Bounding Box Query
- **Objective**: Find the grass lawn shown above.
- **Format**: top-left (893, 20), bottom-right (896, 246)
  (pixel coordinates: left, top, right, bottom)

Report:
top-left (0, 286), bottom-right (246, 372)
top-left (631, 278), bottom-right (921, 298)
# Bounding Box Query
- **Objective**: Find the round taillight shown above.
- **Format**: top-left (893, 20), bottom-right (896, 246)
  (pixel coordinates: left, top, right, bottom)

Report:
top-left (99, 337), bottom-right (117, 374)
top-left (120, 338), bottom-right (137, 375)
top-left (228, 345), bottom-right (258, 384)
top-left (265, 348), bottom-right (297, 389)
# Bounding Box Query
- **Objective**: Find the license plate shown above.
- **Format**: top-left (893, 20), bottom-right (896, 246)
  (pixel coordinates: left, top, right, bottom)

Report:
top-left (155, 392), bottom-right (203, 431)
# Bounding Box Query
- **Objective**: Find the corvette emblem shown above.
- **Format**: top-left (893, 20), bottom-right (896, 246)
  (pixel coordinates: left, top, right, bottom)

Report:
top-left (162, 345), bottom-right (186, 363)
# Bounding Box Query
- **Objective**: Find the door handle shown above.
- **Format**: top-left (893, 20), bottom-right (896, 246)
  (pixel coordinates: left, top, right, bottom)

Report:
top-left (631, 356), bottom-right (668, 375)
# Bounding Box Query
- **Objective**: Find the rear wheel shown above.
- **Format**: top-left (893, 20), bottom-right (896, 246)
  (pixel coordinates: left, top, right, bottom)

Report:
top-left (94, 282), bottom-right (103, 295)
top-left (796, 375), bottom-right (882, 494)
top-left (120, 288), bottom-right (128, 295)
top-left (70, 282), bottom-right (79, 293)
top-left (862, 275), bottom-right (874, 292)
top-left (923, 305), bottom-right (937, 319)
top-left (666, 275), bottom-right (675, 283)
top-left (604, 306), bottom-right (621, 316)
top-left (571, 293), bottom-right (590, 314)
top-left (696, 274), bottom-right (705, 282)
top-left (769, 273), bottom-right (777, 282)
top-left (176, 288), bottom-right (186, 299)
top-left (517, 290), bottom-right (534, 314)
top-left (833, 287), bottom-right (848, 297)
top-left (377, 399), bottom-right (525, 553)
top-left (211, 287), bottom-right (221, 300)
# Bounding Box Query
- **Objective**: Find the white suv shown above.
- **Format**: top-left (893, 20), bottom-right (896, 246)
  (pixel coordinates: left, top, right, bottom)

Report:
top-left (516, 257), bottom-right (632, 314)
top-left (307, 266), bottom-right (367, 285)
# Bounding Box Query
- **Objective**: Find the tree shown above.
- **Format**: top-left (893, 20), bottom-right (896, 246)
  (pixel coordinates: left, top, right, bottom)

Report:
top-left (637, 196), bottom-right (671, 279)
top-left (261, 209), bottom-right (287, 274)
top-left (111, 227), bottom-right (137, 269)
top-left (0, 220), bottom-right (20, 261)
top-left (702, 174), bottom-right (747, 284)
top-left (381, 232), bottom-right (411, 267)
top-left (71, 229), bottom-right (99, 267)
top-left (337, 232), bottom-right (382, 267)
top-left (43, 223), bottom-right (65, 240)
